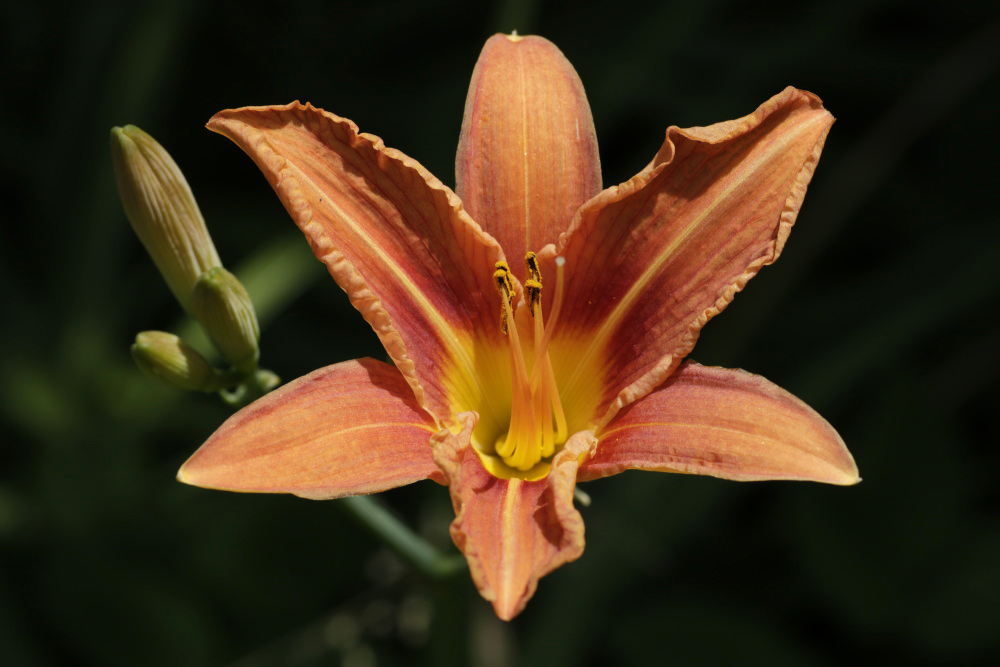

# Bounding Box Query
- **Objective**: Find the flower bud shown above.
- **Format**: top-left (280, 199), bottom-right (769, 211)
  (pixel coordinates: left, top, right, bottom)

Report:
top-left (110, 125), bottom-right (221, 313)
top-left (131, 331), bottom-right (220, 392)
top-left (191, 267), bottom-right (260, 369)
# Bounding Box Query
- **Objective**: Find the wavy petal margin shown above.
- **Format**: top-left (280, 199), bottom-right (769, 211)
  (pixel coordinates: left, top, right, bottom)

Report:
top-left (208, 103), bottom-right (505, 425)
top-left (432, 414), bottom-right (596, 620)
top-left (578, 362), bottom-right (859, 485)
top-left (178, 358), bottom-right (443, 499)
top-left (456, 34), bottom-right (601, 276)
top-left (540, 87), bottom-right (834, 428)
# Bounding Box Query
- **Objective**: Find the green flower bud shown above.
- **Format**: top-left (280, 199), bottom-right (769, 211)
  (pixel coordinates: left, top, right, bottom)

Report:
top-left (191, 267), bottom-right (260, 369)
top-left (110, 125), bottom-right (221, 313)
top-left (131, 331), bottom-right (221, 393)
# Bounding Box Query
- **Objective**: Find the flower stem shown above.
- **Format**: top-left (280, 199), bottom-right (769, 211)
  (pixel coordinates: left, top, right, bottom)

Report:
top-left (338, 496), bottom-right (466, 580)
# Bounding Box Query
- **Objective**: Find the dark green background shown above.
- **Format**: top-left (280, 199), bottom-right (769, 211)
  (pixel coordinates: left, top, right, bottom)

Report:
top-left (3, 0), bottom-right (998, 664)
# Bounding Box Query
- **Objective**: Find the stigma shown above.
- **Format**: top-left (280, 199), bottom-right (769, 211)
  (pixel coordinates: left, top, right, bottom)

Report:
top-left (492, 253), bottom-right (569, 471)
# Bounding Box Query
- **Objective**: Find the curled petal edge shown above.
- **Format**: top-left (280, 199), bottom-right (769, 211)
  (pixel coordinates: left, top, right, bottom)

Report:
top-left (208, 102), bottom-right (507, 427)
top-left (539, 87), bottom-right (833, 432)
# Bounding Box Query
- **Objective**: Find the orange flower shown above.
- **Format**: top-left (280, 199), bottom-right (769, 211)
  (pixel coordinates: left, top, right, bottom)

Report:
top-left (178, 33), bottom-right (858, 620)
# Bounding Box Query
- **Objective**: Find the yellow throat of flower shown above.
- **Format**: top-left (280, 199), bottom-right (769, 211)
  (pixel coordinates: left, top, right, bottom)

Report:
top-left (491, 253), bottom-right (569, 473)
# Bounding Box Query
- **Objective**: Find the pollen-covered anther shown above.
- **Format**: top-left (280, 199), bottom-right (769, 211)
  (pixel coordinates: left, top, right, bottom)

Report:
top-left (524, 279), bottom-right (542, 315)
top-left (523, 252), bottom-right (544, 316)
top-left (493, 261), bottom-right (514, 335)
top-left (524, 251), bottom-right (541, 278)
top-left (494, 260), bottom-right (512, 286)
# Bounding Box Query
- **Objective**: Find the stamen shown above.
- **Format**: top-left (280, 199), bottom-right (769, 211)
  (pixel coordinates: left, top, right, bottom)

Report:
top-left (529, 256), bottom-right (566, 386)
top-left (536, 257), bottom-right (568, 449)
top-left (493, 262), bottom-right (536, 470)
top-left (545, 357), bottom-right (568, 445)
top-left (527, 259), bottom-right (552, 458)
top-left (490, 255), bottom-right (570, 472)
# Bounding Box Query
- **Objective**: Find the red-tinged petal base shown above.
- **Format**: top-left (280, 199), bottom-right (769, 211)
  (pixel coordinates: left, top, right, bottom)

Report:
top-left (579, 362), bottom-right (859, 485)
top-left (178, 358), bottom-right (443, 499)
top-left (433, 414), bottom-right (597, 620)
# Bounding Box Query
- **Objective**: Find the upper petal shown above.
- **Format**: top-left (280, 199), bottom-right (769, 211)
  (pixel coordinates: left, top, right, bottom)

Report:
top-left (208, 103), bottom-right (505, 425)
top-left (178, 358), bottom-right (443, 499)
top-left (432, 413), bottom-right (596, 620)
top-left (540, 87), bottom-right (834, 428)
top-left (578, 361), bottom-right (859, 485)
top-left (456, 34), bottom-right (601, 275)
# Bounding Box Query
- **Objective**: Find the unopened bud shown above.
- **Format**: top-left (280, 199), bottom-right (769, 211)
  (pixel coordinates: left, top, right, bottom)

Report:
top-left (191, 267), bottom-right (260, 369)
top-left (131, 331), bottom-right (220, 392)
top-left (110, 125), bottom-right (221, 313)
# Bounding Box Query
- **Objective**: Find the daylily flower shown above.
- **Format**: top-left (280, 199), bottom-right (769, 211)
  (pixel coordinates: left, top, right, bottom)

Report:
top-left (178, 33), bottom-right (858, 620)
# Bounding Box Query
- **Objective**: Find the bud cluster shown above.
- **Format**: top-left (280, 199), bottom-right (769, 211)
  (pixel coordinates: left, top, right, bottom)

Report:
top-left (111, 125), bottom-right (275, 405)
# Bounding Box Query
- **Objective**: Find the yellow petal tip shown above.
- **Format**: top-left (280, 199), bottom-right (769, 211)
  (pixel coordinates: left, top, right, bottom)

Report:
top-left (836, 470), bottom-right (862, 486)
top-left (176, 456), bottom-right (203, 486)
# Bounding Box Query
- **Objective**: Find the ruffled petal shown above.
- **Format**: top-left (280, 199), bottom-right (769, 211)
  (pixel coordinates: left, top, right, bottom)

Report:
top-left (178, 358), bottom-right (443, 499)
top-left (432, 414), bottom-right (596, 620)
top-left (578, 361), bottom-right (859, 485)
top-left (456, 34), bottom-right (601, 277)
top-left (538, 87), bottom-right (834, 428)
top-left (208, 103), bottom-right (506, 425)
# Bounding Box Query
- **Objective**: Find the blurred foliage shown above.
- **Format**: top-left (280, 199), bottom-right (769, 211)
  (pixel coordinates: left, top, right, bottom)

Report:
top-left (2, 0), bottom-right (999, 664)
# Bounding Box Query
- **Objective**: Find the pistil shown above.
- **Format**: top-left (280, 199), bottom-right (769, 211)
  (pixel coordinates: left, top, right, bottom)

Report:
top-left (492, 255), bottom-right (569, 471)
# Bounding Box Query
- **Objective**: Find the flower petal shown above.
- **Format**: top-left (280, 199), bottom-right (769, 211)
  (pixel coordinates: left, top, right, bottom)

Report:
top-left (208, 103), bottom-right (505, 425)
top-left (178, 358), bottom-right (443, 499)
top-left (432, 414), bottom-right (596, 620)
top-left (539, 87), bottom-right (834, 428)
top-left (578, 361), bottom-right (859, 485)
top-left (456, 34), bottom-right (601, 276)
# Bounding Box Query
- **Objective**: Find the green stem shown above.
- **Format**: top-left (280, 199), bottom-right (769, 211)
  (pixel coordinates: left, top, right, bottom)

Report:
top-left (338, 495), bottom-right (466, 580)
top-left (218, 367), bottom-right (280, 408)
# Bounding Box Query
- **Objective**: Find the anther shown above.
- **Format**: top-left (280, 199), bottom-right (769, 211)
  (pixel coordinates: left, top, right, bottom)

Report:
top-left (524, 252), bottom-right (543, 316)
top-left (525, 252), bottom-right (541, 281)
top-left (524, 279), bottom-right (542, 315)
top-left (493, 262), bottom-right (514, 335)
